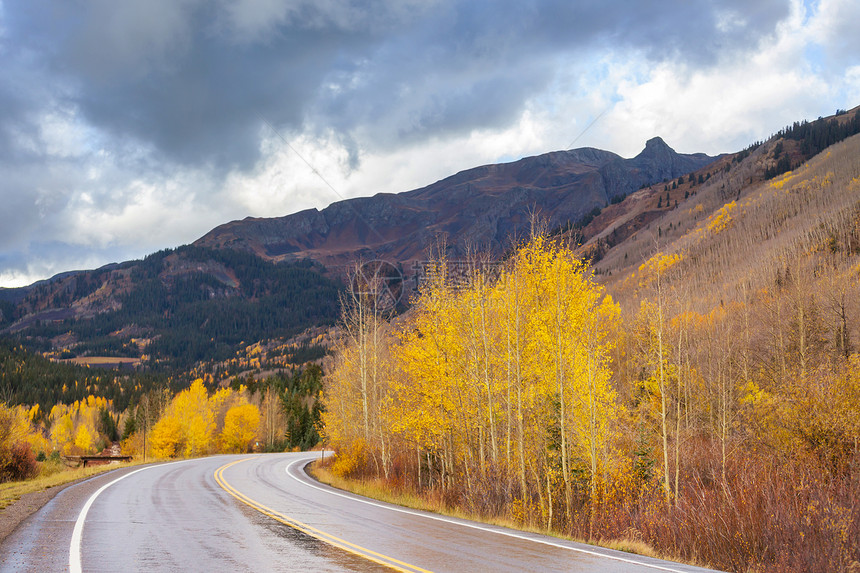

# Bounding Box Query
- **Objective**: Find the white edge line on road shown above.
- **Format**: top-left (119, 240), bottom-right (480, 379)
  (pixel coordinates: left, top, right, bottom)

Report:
top-left (69, 459), bottom-right (195, 573)
top-left (286, 456), bottom-right (703, 573)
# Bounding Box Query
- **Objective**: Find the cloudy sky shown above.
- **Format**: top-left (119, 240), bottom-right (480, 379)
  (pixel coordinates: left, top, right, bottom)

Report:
top-left (1, 0), bottom-right (859, 287)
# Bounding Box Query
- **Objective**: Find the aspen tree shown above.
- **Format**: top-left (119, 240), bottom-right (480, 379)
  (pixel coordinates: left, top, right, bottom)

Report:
top-left (336, 260), bottom-right (396, 477)
top-left (580, 293), bottom-right (620, 502)
top-left (149, 415), bottom-right (182, 459)
top-left (173, 379), bottom-right (215, 457)
top-left (340, 273), bottom-right (372, 442)
top-left (500, 254), bottom-right (529, 505)
top-left (671, 307), bottom-right (689, 504)
top-left (643, 255), bottom-right (672, 504)
top-left (259, 386), bottom-right (284, 449)
top-left (221, 403), bottom-right (261, 453)
top-left (325, 231), bottom-right (620, 520)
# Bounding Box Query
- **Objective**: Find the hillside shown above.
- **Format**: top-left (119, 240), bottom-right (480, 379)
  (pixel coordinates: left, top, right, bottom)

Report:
top-left (0, 247), bottom-right (342, 369)
top-left (320, 105), bottom-right (860, 573)
top-left (195, 137), bottom-right (715, 270)
top-left (586, 105), bottom-right (860, 303)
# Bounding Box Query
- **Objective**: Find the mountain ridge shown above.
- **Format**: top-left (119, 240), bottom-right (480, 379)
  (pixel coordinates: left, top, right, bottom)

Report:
top-left (15, 106), bottom-right (860, 369)
top-left (194, 137), bottom-right (716, 270)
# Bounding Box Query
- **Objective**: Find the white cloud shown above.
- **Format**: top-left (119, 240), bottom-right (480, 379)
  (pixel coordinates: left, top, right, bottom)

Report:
top-left (845, 66), bottom-right (860, 107)
top-left (39, 107), bottom-right (97, 159)
top-left (578, 2), bottom-right (846, 156)
top-left (0, 270), bottom-right (36, 289)
top-left (807, 0), bottom-right (860, 63)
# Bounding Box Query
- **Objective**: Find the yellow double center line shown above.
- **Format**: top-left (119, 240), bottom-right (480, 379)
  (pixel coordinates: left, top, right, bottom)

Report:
top-left (214, 458), bottom-right (431, 573)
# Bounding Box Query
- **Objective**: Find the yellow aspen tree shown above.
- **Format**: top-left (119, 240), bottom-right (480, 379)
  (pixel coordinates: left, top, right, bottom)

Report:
top-left (549, 241), bottom-right (578, 522)
top-left (50, 411), bottom-right (75, 454)
top-left (15, 405), bottom-right (50, 456)
top-left (74, 423), bottom-right (95, 453)
top-left (149, 415), bottom-right (182, 458)
top-left (221, 403), bottom-right (261, 453)
top-left (500, 256), bottom-right (529, 504)
top-left (393, 313), bottom-right (452, 457)
top-left (501, 244), bottom-right (553, 521)
top-left (430, 261), bottom-right (466, 490)
top-left (654, 258), bottom-right (671, 505)
top-left (523, 235), bottom-right (580, 521)
top-left (391, 270), bottom-right (453, 487)
top-left (173, 379), bottom-right (215, 457)
top-left (322, 342), bottom-right (374, 476)
top-left (578, 293), bottom-right (621, 504)
top-left (460, 271), bottom-right (488, 479)
top-left (512, 234), bottom-right (622, 521)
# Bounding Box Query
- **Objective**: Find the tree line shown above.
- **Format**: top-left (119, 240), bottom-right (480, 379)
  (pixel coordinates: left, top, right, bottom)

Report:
top-left (0, 365), bottom-right (325, 483)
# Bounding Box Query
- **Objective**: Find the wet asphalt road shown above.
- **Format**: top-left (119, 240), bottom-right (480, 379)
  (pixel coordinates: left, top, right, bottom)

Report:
top-left (0, 453), bottom-right (724, 572)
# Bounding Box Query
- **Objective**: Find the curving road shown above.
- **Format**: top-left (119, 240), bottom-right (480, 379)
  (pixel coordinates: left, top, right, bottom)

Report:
top-left (0, 453), bottom-right (724, 572)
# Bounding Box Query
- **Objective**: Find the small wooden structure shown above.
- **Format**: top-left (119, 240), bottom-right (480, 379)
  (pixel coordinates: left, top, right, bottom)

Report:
top-left (64, 455), bottom-right (133, 468)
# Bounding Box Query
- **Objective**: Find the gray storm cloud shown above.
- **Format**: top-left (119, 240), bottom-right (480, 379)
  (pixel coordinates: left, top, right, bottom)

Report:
top-left (2, 0), bottom-right (790, 167)
top-left (0, 0), bottom-right (811, 285)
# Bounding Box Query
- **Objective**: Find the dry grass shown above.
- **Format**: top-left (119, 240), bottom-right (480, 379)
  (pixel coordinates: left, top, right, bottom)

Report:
top-left (602, 538), bottom-right (662, 559)
top-left (313, 445), bottom-right (860, 572)
top-left (0, 459), bottom-right (141, 510)
top-left (309, 461), bottom-right (678, 564)
top-left (310, 462), bottom-right (460, 517)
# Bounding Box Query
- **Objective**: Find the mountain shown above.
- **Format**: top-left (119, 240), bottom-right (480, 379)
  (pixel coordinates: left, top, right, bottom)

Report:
top-left (195, 138), bottom-right (715, 271)
top-left (0, 247), bottom-right (342, 368)
top-left (0, 137), bottom-right (713, 370)
top-left (6, 105), bottom-right (858, 374)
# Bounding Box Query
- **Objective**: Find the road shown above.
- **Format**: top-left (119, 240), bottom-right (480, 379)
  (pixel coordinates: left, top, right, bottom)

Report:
top-left (0, 452), bottom-right (724, 572)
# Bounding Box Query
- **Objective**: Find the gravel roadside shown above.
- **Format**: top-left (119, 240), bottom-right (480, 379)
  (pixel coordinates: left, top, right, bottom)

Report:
top-left (0, 478), bottom-right (87, 542)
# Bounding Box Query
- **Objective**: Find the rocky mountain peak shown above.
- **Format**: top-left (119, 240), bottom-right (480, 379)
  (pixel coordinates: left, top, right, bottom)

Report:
top-left (640, 136), bottom-right (674, 156)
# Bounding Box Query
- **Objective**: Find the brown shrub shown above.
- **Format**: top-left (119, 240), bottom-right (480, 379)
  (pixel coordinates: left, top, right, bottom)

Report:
top-left (1, 441), bottom-right (38, 482)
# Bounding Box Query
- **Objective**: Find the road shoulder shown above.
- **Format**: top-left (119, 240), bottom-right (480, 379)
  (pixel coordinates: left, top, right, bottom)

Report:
top-left (0, 479), bottom-right (83, 542)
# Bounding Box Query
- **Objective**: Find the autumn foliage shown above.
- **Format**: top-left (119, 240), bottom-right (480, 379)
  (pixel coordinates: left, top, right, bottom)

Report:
top-left (0, 403), bottom-right (40, 481)
top-left (324, 236), bottom-right (623, 525)
top-left (135, 380), bottom-right (261, 458)
top-left (322, 232), bottom-right (860, 572)
top-left (0, 360), bottom-right (328, 485)
top-left (221, 403), bottom-right (262, 453)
